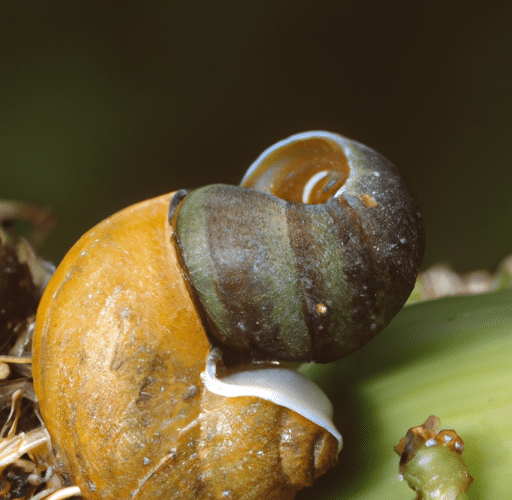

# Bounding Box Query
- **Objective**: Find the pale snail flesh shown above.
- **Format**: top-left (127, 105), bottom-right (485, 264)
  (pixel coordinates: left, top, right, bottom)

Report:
top-left (202, 348), bottom-right (341, 448)
top-left (32, 131), bottom-right (424, 500)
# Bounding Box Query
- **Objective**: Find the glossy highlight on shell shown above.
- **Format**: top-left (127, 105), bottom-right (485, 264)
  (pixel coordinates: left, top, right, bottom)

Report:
top-left (32, 131), bottom-right (424, 499)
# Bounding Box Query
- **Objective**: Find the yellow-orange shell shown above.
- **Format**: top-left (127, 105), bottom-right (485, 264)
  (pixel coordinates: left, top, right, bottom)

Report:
top-left (32, 193), bottom-right (337, 500)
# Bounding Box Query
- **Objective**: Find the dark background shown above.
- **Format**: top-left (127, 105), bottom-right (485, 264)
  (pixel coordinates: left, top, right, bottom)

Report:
top-left (2, 2), bottom-right (511, 272)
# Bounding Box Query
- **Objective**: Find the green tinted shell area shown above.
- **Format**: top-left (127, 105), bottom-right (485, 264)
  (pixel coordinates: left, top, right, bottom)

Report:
top-left (173, 149), bottom-right (424, 363)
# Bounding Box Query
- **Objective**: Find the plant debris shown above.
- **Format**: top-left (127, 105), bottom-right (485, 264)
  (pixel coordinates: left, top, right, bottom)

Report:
top-left (395, 416), bottom-right (472, 499)
top-left (0, 206), bottom-right (82, 500)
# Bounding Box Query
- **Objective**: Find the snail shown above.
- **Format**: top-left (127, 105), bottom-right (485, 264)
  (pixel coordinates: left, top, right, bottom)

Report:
top-left (32, 131), bottom-right (424, 499)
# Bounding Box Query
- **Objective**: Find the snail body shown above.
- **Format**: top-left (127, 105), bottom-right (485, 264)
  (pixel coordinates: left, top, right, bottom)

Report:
top-left (32, 131), bottom-right (424, 499)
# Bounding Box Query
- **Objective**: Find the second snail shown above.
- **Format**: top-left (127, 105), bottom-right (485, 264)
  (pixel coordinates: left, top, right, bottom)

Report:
top-left (32, 131), bottom-right (425, 499)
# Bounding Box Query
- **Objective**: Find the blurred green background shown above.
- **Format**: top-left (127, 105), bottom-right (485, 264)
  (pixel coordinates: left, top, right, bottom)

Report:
top-left (1, 1), bottom-right (511, 271)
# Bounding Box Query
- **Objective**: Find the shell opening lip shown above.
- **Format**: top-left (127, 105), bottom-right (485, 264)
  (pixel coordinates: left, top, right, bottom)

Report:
top-left (240, 130), bottom-right (352, 204)
top-left (241, 131), bottom-right (350, 183)
top-left (201, 349), bottom-right (342, 450)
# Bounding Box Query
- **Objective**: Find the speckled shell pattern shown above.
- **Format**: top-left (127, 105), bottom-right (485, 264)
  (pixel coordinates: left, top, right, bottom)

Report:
top-left (173, 133), bottom-right (425, 363)
top-left (32, 193), bottom-right (338, 500)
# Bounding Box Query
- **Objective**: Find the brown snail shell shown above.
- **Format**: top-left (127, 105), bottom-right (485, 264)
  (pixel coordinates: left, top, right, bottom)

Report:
top-left (32, 193), bottom-right (339, 500)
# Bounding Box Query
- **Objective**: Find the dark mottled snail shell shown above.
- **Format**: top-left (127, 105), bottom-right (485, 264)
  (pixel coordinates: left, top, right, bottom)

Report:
top-left (171, 131), bottom-right (424, 363)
